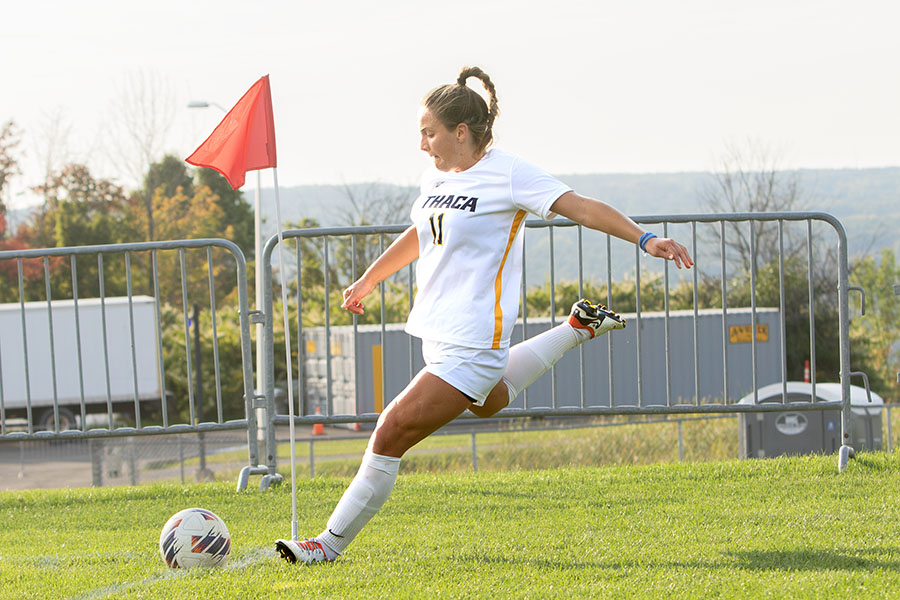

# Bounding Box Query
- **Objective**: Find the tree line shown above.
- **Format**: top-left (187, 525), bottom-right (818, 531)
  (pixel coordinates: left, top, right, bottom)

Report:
top-left (0, 127), bottom-right (896, 426)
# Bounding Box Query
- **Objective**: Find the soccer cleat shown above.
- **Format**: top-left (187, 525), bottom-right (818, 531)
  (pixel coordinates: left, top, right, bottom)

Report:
top-left (568, 299), bottom-right (626, 338)
top-left (275, 538), bottom-right (334, 565)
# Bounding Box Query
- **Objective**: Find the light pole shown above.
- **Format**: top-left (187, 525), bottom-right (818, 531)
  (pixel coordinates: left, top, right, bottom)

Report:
top-left (896, 285), bottom-right (900, 385)
top-left (187, 100), bottom-right (228, 112)
top-left (188, 100), bottom-right (266, 446)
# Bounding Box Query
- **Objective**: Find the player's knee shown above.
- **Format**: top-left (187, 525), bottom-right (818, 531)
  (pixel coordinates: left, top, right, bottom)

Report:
top-left (468, 403), bottom-right (499, 418)
top-left (468, 385), bottom-right (510, 418)
top-left (369, 411), bottom-right (416, 456)
top-left (369, 425), bottom-right (409, 456)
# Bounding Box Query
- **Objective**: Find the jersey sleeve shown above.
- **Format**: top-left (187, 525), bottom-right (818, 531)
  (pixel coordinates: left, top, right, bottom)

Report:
top-left (509, 157), bottom-right (572, 220)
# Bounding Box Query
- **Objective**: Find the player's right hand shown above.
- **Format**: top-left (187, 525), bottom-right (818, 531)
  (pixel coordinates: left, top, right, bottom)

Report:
top-left (341, 278), bottom-right (374, 315)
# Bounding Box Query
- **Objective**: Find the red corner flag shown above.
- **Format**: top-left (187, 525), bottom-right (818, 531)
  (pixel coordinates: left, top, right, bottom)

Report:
top-left (186, 75), bottom-right (277, 190)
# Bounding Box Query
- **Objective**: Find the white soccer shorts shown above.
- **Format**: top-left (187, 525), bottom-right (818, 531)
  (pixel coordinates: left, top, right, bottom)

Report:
top-left (421, 339), bottom-right (509, 406)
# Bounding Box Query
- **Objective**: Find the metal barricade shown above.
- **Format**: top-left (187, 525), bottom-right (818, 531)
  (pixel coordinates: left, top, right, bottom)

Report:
top-left (259, 212), bottom-right (866, 475)
top-left (0, 239), bottom-right (266, 487)
top-left (1, 211), bottom-right (866, 491)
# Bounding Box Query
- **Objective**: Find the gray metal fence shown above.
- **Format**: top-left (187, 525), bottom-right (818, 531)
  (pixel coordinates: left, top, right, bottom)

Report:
top-left (0, 239), bottom-right (266, 486)
top-left (0, 211), bottom-right (872, 491)
top-left (2, 433), bottom-right (251, 490)
top-left (258, 211), bottom-right (868, 480)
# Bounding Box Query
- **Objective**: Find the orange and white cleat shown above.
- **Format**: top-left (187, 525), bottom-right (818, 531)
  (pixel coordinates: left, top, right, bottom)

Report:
top-left (275, 538), bottom-right (335, 565)
top-left (568, 299), bottom-right (625, 338)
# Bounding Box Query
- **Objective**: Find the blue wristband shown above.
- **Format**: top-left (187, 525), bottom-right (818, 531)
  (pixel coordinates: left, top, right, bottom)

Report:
top-left (639, 232), bottom-right (657, 252)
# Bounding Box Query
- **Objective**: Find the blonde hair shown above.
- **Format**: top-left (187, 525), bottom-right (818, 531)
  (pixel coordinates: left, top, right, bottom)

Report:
top-left (423, 66), bottom-right (499, 153)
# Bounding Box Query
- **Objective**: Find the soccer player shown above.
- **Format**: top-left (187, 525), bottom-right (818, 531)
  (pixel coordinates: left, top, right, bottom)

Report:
top-left (277, 66), bottom-right (693, 564)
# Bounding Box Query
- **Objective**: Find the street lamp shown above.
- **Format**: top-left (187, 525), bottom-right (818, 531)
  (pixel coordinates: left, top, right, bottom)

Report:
top-left (896, 285), bottom-right (900, 384)
top-left (187, 100), bottom-right (228, 112)
top-left (188, 99), bottom-right (266, 437)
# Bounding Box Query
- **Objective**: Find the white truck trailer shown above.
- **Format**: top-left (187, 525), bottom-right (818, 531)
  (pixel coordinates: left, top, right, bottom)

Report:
top-left (0, 296), bottom-right (164, 430)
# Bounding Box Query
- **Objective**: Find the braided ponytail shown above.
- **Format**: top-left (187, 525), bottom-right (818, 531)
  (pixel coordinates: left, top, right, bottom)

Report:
top-left (424, 66), bottom-right (500, 153)
top-left (457, 66), bottom-right (499, 139)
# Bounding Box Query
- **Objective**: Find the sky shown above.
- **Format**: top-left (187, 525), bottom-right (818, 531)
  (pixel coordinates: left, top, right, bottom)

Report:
top-left (2, 0), bottom-right (899, 210)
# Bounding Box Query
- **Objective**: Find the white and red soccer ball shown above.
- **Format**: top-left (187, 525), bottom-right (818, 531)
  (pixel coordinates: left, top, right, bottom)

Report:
top-left (159, 508), bottom-right (231, 569)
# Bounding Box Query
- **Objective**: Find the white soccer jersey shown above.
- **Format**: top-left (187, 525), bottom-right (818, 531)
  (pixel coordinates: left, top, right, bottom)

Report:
top-left (405, 149), bottom-right (572, 349)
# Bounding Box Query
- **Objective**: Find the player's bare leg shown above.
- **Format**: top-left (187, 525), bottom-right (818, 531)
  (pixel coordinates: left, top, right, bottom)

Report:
top-left (369, 371), bottom-right (473, 457)
top-left (278, 371), bottom-right (471, 564)
top-left (469, 299), bottom-right (625, 419)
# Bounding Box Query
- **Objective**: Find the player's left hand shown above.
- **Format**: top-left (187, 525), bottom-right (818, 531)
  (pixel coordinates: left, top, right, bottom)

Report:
top-left (644, 237), bottom-right (693, 270)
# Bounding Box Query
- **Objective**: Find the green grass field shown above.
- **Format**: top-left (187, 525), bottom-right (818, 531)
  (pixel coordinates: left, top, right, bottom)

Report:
top-left (161, 416), bottom-right (741, 482)
top-left (164, 408), bottom-right (900, 482)
top-left (2, 451), bottom-right (899, 599)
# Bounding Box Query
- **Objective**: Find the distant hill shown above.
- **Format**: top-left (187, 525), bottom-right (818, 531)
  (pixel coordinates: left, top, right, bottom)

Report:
top-left (797, 168), bottom-right (900, 258)
top-left (7, 168), bottom-right (897, 277)
top-left (255, 168), bottom-right (899, 280)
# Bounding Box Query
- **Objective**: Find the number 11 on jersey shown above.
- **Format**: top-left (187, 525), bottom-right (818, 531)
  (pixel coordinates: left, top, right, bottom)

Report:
top-left (429, 213), bottom-right (444, 245)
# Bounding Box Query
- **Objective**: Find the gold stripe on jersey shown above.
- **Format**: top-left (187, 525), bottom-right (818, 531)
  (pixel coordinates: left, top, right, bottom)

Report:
top-left (492, 210), bottom-right (527, 349)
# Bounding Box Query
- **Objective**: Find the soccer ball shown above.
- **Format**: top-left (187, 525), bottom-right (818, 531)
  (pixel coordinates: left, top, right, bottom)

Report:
top-left (159, 508), bottom-right (231, 569)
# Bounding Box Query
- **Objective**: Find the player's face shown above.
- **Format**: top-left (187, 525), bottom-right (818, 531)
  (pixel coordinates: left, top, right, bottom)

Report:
top-left (418, 107), bottom-right (473, 172)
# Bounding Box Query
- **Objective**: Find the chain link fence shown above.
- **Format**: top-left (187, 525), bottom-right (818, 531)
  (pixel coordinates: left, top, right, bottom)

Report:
top-left (4, 406), bottom-right (896, 491)
top-left (1, 430), bottom-right (250, 490)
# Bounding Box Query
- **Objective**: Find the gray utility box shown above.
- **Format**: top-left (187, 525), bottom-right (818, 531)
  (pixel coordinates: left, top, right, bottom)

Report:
top-left (738, 382), bottom-right (883, 458)
top-left (300, 307), bottom-right (783, 418)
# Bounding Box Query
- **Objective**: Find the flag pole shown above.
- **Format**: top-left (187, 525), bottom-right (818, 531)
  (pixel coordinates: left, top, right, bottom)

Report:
top-left (271, 167), bottom-right (298, 541)
top-left (255, 170), bottom-right (265, 449)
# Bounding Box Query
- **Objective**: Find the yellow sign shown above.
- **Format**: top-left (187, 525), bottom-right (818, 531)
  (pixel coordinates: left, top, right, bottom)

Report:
top-left (304, 339), bottom-right (343, 355)
top-left (729, 324), bottom-right (769, 344)
top-left (372, 345), bottom-right (383, 413)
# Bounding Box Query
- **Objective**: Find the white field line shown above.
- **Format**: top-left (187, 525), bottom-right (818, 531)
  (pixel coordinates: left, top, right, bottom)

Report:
top-left (67, 571), bottom-right (182, 600)
top-left (226, 546), bottom-right (275, 569)
top-left (64, 547), bottom-right (273, 600)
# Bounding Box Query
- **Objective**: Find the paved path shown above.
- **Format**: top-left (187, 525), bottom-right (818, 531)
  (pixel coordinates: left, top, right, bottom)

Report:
top-left (0, 425), bottom-right (366, 491)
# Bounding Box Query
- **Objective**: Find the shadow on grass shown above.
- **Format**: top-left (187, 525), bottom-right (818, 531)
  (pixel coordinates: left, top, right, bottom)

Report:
top-left (727, 547), bottom-right (900, 572)
top-left (848, 452), bottom-right (897, 472)
top-left (454, 555), bottom-right (622, 571)
top-left (455, 547), bottom-right (900, 573)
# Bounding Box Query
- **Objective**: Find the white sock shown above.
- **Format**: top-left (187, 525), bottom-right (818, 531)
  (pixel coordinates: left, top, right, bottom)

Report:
top-left (317, 450), bottom-right (401, 556)
top-left (502, 322), bottom-right (590, 403)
